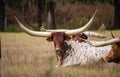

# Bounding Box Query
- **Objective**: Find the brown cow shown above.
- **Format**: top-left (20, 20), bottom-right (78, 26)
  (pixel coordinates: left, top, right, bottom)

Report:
top-left (106, 42), bottom-right (120, 63)
top-left (46, 32), bottom-right (71, 65)
top-left (87, 37), bottom-right (120, 63)
top-left (15, 10), bottom-right (97, 66)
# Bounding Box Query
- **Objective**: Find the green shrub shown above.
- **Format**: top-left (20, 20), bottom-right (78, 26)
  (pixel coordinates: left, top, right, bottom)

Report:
top-left (32, 23), bottom-right (48, 30)
top-left (5, 25), bottom-right (20, 32)
top-left (32, 23), bottom-right (39, 30)
top-left (42, 23), bottom-right (48, 29)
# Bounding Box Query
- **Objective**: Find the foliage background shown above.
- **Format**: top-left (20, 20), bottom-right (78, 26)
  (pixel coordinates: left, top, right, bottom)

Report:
top-left (4, 0), bottom-right (114, 31)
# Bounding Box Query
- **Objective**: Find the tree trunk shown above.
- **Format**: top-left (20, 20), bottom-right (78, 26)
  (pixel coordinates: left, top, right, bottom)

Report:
top-left (37, 0), bottom-right (43, 30)
top-left (47, 1), bottom-right (56, 29)
top-left (0, 0), bottom-right (5, 31)
top-left (114, 0), bottom-right (120, 29)
top-left (0, 37), bottom-right (1, 59)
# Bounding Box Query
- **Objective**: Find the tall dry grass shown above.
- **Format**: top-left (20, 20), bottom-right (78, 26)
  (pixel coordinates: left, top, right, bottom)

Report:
top-left (1, 31), bottom-right (120, 77)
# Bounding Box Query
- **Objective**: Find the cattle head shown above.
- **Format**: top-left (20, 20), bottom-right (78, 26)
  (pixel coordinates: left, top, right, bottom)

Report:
top-left (15, 10), bottom-right (97, 66)
top-left (87, 36), bottom-right (120, 63)
top-left (72, 33), bottom-right (87, 42)
top-left (46, 32), bottom-right (71, 65)
top-left (46, 32), bottom-right (71, 52)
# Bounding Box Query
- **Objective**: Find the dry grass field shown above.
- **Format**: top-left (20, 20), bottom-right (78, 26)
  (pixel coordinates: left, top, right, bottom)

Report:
top-left (1, 30), bottom-right (120, 77)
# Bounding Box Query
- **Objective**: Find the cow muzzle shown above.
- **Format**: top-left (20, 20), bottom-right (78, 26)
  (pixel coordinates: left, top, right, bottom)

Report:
top-left (55, 47), bottom-right (61, 52)
top-left (55, 47), bottom-right (62, 56)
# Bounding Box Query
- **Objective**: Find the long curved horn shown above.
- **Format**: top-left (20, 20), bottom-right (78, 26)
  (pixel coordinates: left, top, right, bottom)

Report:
top-left (65, 10), bottom-right (97, 36)
top-left (83, 31), bottom-right (106, 38)
top-left (43, 29), bottom-right (69, 32)
top-left (41, 25), bottom-right (106, 38)
top-left (87, 38), bottom-right (120, 47)
top-left (44, 30), bottom-right (106, 38)
top-left (15, 16), bottom-right (51, 37)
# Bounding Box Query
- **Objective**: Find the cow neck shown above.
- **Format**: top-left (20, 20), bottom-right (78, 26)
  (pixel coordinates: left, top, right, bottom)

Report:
top-left (62, 41), bottom-right (71, 52)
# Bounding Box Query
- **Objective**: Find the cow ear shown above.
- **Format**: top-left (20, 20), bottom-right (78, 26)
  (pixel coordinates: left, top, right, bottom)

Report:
top-left (46, 36), bottom-right (53, 42)
top-left (65, 36), bottom-right (71, 41)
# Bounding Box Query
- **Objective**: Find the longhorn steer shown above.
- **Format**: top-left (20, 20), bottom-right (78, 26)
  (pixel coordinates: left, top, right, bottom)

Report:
top-left (15, 10), bottom-right (102, 66)
top-left (87, 37), bottom-right (120, 63)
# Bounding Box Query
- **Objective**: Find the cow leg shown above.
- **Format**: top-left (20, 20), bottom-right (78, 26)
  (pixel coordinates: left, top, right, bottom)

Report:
top-left (59, 52), bottom-right (65, 66)
top-left (55, 55), bottom-right (61, 67)
top-left (102, 57), bottom-right (108, 63)
top-left (60, 56), bottom-right (63, 65)
top-left (55, 51), bottom-right (65, 67)
top-left (56, 55), bottom-right (58, 61)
